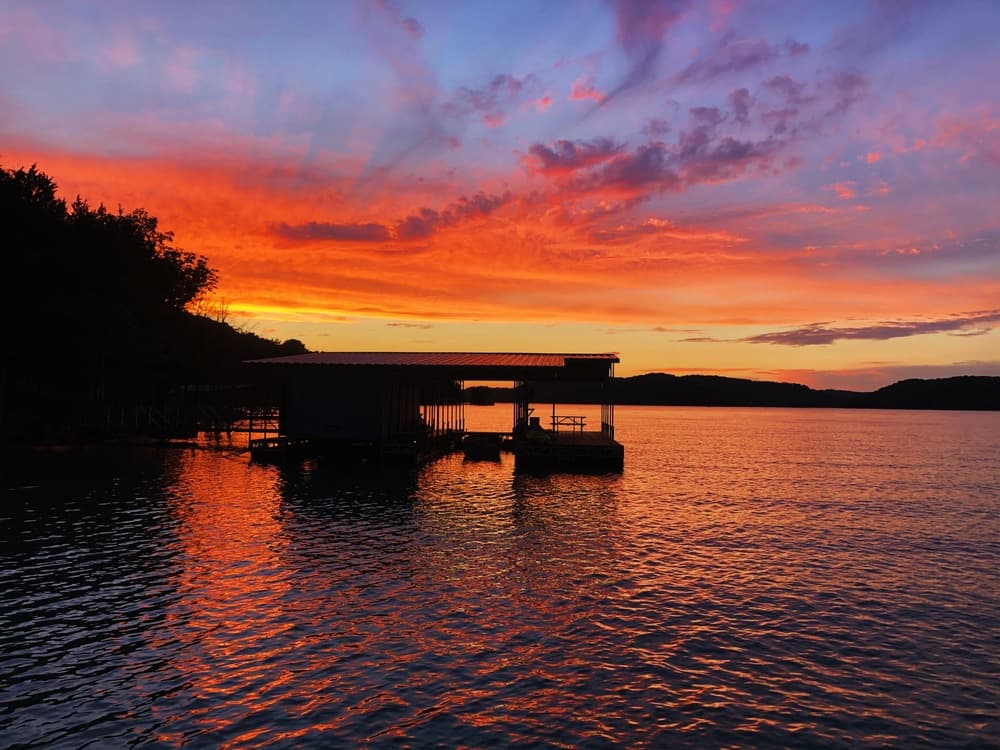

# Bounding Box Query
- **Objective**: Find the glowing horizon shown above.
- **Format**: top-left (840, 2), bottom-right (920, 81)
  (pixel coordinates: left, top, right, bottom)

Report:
top-left (2, 1), bottom-right (998, 390)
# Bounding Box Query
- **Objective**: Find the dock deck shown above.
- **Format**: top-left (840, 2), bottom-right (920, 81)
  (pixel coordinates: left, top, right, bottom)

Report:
top-left (514, 430), bottom-right (624, 472)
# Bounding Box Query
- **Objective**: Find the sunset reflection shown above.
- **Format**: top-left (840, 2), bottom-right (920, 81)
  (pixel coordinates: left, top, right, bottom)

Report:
top-left (42, 408), bottom-right (983, 747)
top-left (149, 449), bottom-right (291, 746)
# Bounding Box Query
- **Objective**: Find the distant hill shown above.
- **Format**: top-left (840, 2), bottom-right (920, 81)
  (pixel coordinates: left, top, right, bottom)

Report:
top-left (855, 376), bottom-right (1000, 411)
top-left (468, 375), bottom-right (999, 411)
top-left (613, 373), bottom-right (853, 407)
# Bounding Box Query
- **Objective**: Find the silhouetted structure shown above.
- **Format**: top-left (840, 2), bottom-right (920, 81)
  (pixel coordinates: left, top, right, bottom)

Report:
top-left (246, 352), bottom-right (624, 470)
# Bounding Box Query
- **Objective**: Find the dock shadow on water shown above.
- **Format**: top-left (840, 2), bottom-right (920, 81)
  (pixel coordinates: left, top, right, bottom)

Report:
top-left (2, 407), bottom-right (998, 748)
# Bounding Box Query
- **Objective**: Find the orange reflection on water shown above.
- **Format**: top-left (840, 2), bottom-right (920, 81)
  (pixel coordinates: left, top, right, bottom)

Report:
top-left (142, 448), bottom-right (291, 746)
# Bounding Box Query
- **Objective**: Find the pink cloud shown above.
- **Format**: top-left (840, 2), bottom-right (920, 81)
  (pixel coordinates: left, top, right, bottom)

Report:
top-left (98, 31), bottom-right (140, 71)
top-left (709, 0), bottom-right (741, 32)
top-left (163, 46), bottom-right (202, 94)
top-left (866, 151), bottom-right (881, 163)
top-left (868, 180), bottom-right (891, 196)
top-left (828, 181), bottom-right (856, 200)
top-left (932, 110), bottom-right (1000, 166)
top-left (222, 63), bottom-right (256, 100)
top-left (569, 76), bottom-right (604, 102)
top-left (373, 0), bottom-right (424, 39)
top-left (0, 5), bottom-right (71, 64)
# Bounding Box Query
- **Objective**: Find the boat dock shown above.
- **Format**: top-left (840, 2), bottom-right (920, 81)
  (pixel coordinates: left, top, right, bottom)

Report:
top-left (245, 352), bottom-right (624, 472)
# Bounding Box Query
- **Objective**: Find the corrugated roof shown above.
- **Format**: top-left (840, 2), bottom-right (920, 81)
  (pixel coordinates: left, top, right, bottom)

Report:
top-left (246, 352), bottom-right (619, 367)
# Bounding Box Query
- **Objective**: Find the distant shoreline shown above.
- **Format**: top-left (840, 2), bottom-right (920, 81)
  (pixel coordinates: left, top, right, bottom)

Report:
top-left (465, 374), bottom-right (1000, 411)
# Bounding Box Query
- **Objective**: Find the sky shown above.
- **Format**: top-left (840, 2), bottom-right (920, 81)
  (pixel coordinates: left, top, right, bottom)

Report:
top-left (1, 0), bottom-right (998, 389)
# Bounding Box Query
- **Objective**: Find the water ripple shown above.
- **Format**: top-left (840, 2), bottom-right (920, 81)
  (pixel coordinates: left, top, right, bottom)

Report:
top-left (2, 410), bottom-right (998, 748)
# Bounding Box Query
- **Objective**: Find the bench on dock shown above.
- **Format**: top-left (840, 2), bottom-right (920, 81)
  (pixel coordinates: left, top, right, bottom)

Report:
top-left (550, 415), bottom-right (586, 433)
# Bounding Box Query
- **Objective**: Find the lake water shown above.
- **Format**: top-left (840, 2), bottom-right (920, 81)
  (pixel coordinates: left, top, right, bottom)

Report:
top-left (2, 407), bottom-right (998, 748)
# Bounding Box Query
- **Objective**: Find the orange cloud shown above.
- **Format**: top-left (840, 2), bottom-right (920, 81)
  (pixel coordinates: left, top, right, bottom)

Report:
top-left (587, 217), bottom-right (748, 245)
top-left (5, 134), bottom-right (997, 345)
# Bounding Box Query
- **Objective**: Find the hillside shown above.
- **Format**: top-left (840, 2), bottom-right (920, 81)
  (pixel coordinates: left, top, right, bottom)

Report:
top-left (467, 375), bottom-right (999, 411)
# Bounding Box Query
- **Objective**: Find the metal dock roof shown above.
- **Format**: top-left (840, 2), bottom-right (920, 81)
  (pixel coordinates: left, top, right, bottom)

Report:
top-left (246, 352), bottom-right (618, 367)
top-left (245, 352), bottom-right (619, 380)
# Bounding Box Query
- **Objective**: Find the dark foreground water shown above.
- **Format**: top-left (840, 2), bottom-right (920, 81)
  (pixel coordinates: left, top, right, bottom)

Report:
top-left (2, 407), bottom-right (998, 748)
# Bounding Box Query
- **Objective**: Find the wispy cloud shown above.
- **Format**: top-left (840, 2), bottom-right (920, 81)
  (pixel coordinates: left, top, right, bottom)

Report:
top-left (163, 45), bottom-right (202, 94)
top-left (272, 222), bottom-right (391, 242)
top-left (932, 109), bottom-right (1000, 166)
top-left (588, 217), bottom-right (746, 244)
top-left (272, 191), bottom-right (513, 243)
top-left (357, 0), bottom-right (443, 173)
top-left (569, 76), bottom-right (605, 102)
top-left (742, 311), bottom-right (1000, 346)
top-left (525, 64), bottom-right (871, 204)
top-left (98, 28), bottom-right (141, 71)
top-left (677, 35), bottom-right (808, 84)
top-left (394, 191), bottom-right (512, 240)
top-left (600, 0), bottom-right (691, 105)
top-left (444, 73), bottom-right (543, 127)
top-left (386, 321), bottom-right (433, 329)
top-left (372, 0), bottom-right (424, 39)
top-left (824, 69), bottom-right (868, 116)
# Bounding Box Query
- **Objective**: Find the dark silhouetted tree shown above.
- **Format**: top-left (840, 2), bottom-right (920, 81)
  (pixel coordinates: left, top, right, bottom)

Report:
top-left (1, 162), bottom-right (306, 438)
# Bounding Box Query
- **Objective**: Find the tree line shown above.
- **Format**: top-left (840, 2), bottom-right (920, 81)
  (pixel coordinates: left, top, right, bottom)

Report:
top-left (2, 163), bottom-right (306, 439)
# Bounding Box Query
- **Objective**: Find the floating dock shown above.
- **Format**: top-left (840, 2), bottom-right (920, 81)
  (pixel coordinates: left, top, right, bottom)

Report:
top-left (514, 430), bottom-right (624, 472)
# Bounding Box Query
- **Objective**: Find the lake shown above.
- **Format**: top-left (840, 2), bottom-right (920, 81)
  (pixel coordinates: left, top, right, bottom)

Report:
top-left (2, 407), bottom-right (998, 748)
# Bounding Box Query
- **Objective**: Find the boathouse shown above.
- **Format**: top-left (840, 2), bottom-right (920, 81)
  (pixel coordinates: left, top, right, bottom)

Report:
top-left (245, 352), bottom-right (623, 470)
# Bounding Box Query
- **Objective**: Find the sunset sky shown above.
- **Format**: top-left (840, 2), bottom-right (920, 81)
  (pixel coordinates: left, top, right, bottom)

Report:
top-left (2, 0), bottom-right (998, 389)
